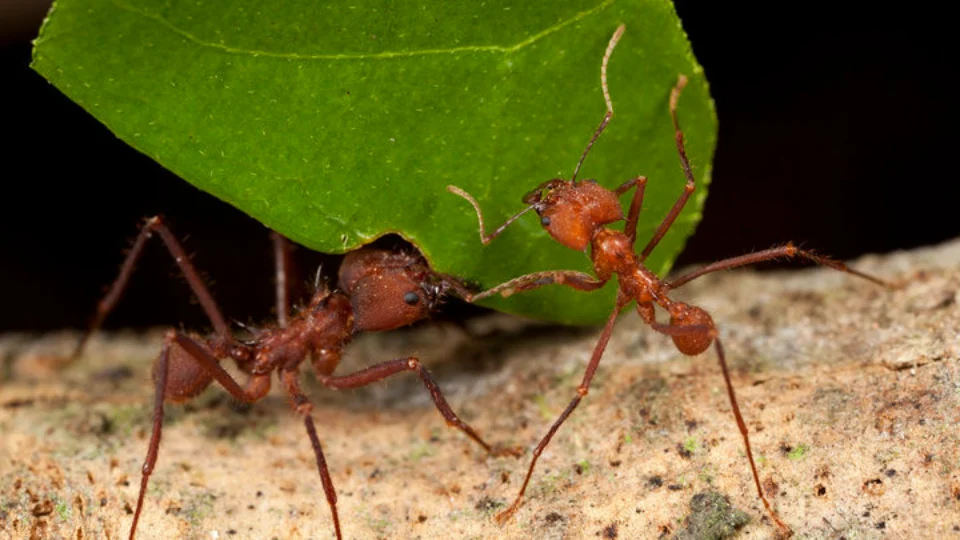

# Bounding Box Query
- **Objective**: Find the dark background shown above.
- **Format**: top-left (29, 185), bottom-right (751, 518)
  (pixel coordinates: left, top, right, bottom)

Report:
top-left (2, 2), bottom-right (957, 331)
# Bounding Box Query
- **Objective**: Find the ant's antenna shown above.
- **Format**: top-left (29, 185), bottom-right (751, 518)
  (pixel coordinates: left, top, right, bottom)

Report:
top-left (571, 24), bottom-right (625, 183)
top-left (446, 185), bottom-right (536, 244)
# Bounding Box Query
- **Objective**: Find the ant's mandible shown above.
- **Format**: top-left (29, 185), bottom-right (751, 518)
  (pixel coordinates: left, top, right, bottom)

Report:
top-left (72, 218), bottom-right (519, 540)
top-left (449, 24), bottom-right (890, 536)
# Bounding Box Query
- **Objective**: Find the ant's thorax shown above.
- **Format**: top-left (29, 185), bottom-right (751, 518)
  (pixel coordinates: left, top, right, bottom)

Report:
top-left (248, 291), bottom-right (353, 376)
top-left (590, 227), bottom-right (670, 309)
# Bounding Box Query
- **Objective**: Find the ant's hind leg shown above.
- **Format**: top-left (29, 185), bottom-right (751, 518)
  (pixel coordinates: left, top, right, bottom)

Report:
top-left (710, 337), bottom-right (792, 536)
top-left (316, 357), bottom-right (521, 458)
top-left (665, 242), bottom-right (891, 290)
top-left (130, 330), bottom-right (268, 540)
top-left (73, 215), bottom-right (232, 360)
top-left (128, 335), bottom-right (174, 539)
top-left (648, 320), bottom-right (793, 536)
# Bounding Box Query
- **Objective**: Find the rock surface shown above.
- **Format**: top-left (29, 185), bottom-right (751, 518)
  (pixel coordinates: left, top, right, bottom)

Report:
top-left (1, 238), bottom-right (958, 539)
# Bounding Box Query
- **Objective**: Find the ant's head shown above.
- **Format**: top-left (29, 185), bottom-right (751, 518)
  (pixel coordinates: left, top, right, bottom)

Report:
top-left (521, 178), bottom-right (567, 206)
top-left (523, 179), bottom-right (624, 252)
top-left (338, 248), bottom-right (449, 332)
top-left (447, 24), bottom-right (627, 253)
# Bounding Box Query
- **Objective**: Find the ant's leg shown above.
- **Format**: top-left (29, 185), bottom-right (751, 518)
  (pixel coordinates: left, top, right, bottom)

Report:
top-left (496, 296), bottom-right (627, 524)
top-left (649, 322), bottom-right (713, 339)
top-left (73, 215), bottom-right (232, 360)
top-left (639, 75), bottom-right (696, 262)
top-left (665, 242), bottom-right (890, 290)
top-left (129, 334), bottom-right (173, 539)
top-left (614, 176), bottom-right (648, 247)
top-left (648, 322), bottom-right (793, 536)
top-left (469, 271), bottom-right (606, 302)
top-left (130, 331), bottom-right (269, 540)
top-left (711, 337), bottom-right (792, 536)
top-left (317, 357), bottom-right (520, 458)
top-left (168, 332), bottom-right (269, 402)
top-left (270, 231), bottom-right (291, 328)
top-left (280, 370), bottom-right (343, 540)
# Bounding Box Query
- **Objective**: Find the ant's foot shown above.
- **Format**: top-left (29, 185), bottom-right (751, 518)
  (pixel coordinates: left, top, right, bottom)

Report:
top-left (494, 503), bottom-right (520, 525)
top-left (773, 519), bottom-right (794, 539)
top-left (490, 444), bottom-right (524, 459)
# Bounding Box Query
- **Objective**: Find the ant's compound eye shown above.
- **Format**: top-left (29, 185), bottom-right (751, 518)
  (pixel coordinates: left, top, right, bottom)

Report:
top-left (403, 291), bottom-right (420, 305)
top-left (540, 216), bottom-right (552, 226)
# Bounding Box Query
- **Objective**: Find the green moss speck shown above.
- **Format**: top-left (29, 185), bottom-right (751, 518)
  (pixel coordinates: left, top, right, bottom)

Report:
top-left (787, 443), bottom-right (810, 461)
top-left (55, 500), bottom-right (69, 521)
top-left (408, 441), bottom-right (434, 461)
top-left (534, 394), bottom-right (553, 420)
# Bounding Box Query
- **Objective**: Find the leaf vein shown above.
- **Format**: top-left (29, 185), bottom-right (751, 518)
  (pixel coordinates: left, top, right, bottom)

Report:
top-left (110, 0), bottom-right (616, 60)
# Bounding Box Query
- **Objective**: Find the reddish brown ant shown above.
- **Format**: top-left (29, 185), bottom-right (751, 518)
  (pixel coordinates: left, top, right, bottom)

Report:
top-left (449, 24), bottom-right (889, 536)
top-left (72, 216), bottom-right (519, 540)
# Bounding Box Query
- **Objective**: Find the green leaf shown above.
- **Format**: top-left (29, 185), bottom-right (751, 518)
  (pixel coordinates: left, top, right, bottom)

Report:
top-left (32, 0), bottom-right (716, 325)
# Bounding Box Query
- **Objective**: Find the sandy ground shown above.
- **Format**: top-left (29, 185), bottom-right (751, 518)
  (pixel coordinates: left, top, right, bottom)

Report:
top-left (1, 238), bottom-right (958, 540)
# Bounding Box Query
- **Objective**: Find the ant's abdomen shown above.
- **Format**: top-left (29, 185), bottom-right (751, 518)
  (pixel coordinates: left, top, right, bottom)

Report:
top-left (668, 304), bottom-right (715, 356)
top-left (155, 338), bottom-right (214, 403)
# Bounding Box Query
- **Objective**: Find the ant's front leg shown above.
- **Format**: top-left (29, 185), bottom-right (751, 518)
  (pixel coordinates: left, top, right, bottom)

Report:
top-left (614, 176), bottom-right (648, 247)
top-left (469, 270), bottom-right (607, 302)
top-left (639, 75), bottom-right (696, 262)
top-left (316, 356), bottom-right (521, 458)
top-left (73, 215), bottom-right (232, 360)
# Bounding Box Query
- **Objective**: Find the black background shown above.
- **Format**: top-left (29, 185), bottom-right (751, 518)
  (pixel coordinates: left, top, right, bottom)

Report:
top-left (2, 2), bottom-right (957, 331)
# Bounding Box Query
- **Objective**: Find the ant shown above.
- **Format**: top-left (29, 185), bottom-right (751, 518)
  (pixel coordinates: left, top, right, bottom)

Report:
top-left (71, 216), bottom-right (519, 540)
top-left (448, 24), bottom-right (890, 536)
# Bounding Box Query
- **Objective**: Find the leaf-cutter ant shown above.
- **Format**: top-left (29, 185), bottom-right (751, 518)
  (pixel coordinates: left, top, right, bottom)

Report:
top-left (72, 217), bottom-right (519, 540)
top-left (449, 24), bottom-right (890, 536)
